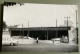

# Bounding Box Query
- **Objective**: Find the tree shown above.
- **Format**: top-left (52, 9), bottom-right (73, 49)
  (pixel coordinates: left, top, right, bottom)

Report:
top-left (4, 2), bottom-right (24, 7)
top-left (3, 21), bottom-right (7, 30)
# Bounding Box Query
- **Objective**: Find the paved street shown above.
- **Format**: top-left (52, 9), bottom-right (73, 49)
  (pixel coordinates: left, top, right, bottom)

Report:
top-left (2, 41), bottom-right (78, 52)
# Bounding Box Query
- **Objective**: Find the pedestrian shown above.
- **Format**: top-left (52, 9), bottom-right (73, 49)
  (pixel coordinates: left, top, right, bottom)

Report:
top-left (36, 37), bottom-right (38, 43)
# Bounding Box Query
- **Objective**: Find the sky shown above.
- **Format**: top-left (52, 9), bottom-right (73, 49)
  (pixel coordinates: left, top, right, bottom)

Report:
top-left (3, 3), bottom-right (78, 28)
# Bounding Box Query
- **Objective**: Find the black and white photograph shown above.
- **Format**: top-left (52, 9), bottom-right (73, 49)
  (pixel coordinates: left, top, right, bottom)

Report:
top-left (2, 2), bottom-right (78, 52)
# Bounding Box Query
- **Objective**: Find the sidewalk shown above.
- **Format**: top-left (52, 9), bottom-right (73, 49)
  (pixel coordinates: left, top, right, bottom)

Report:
top-left (17, 39), bottom-right (77, 46)
top-left (17, 39), bottom-right (36, 44)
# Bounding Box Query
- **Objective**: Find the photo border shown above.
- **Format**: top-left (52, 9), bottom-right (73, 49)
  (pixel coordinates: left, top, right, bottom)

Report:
top-left (0, 0), bottom-right (79, 54)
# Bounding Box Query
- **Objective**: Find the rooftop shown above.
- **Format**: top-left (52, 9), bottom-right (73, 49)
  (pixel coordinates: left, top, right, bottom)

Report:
top-left (9, 27), bottom-right (71, 31)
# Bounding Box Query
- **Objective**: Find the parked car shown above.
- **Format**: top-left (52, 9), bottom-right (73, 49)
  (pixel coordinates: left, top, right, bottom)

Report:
top-left (60, 36), bottom-right (68, 43)
top-left (2, 36), bottom-right (18, 46)
top-left (51, 38), bottom-right (61, 43)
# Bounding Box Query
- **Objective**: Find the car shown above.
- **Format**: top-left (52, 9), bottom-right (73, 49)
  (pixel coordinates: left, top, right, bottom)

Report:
top-left (51, 38), bottom-right (61, 43)
top-left (2, 37), bottom-right (18, 46)
top-left (60, 36), bottom-right (68, 43)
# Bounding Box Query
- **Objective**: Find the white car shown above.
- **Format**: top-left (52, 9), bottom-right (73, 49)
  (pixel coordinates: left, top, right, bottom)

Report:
top-left (2, 37), bottom-right (18, 46)
top-left (51, 38), bottom-right (61, 43)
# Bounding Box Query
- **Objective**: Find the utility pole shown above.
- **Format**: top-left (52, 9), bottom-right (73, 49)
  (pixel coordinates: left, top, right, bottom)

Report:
top-left (56, 19), bottom-right (57, 27)
top-left (22, 23), bottom-right (24, 38)
top-left (64, 17), bottom-right (70, 27)
top-left (64, 17), bottom-right (70, 43)
top-left (27, 20), bottom-right (29, 39)
top-left (76, 10), bottom-right (78, 28)
top-left (76, 10), bottom-right (78, 44)
top-left (56, 19), bottom-right (58, 38)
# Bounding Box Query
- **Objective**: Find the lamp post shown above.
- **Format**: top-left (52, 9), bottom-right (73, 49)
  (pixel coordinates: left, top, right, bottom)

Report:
top-left (64, 17), bottom-right (70, 27)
